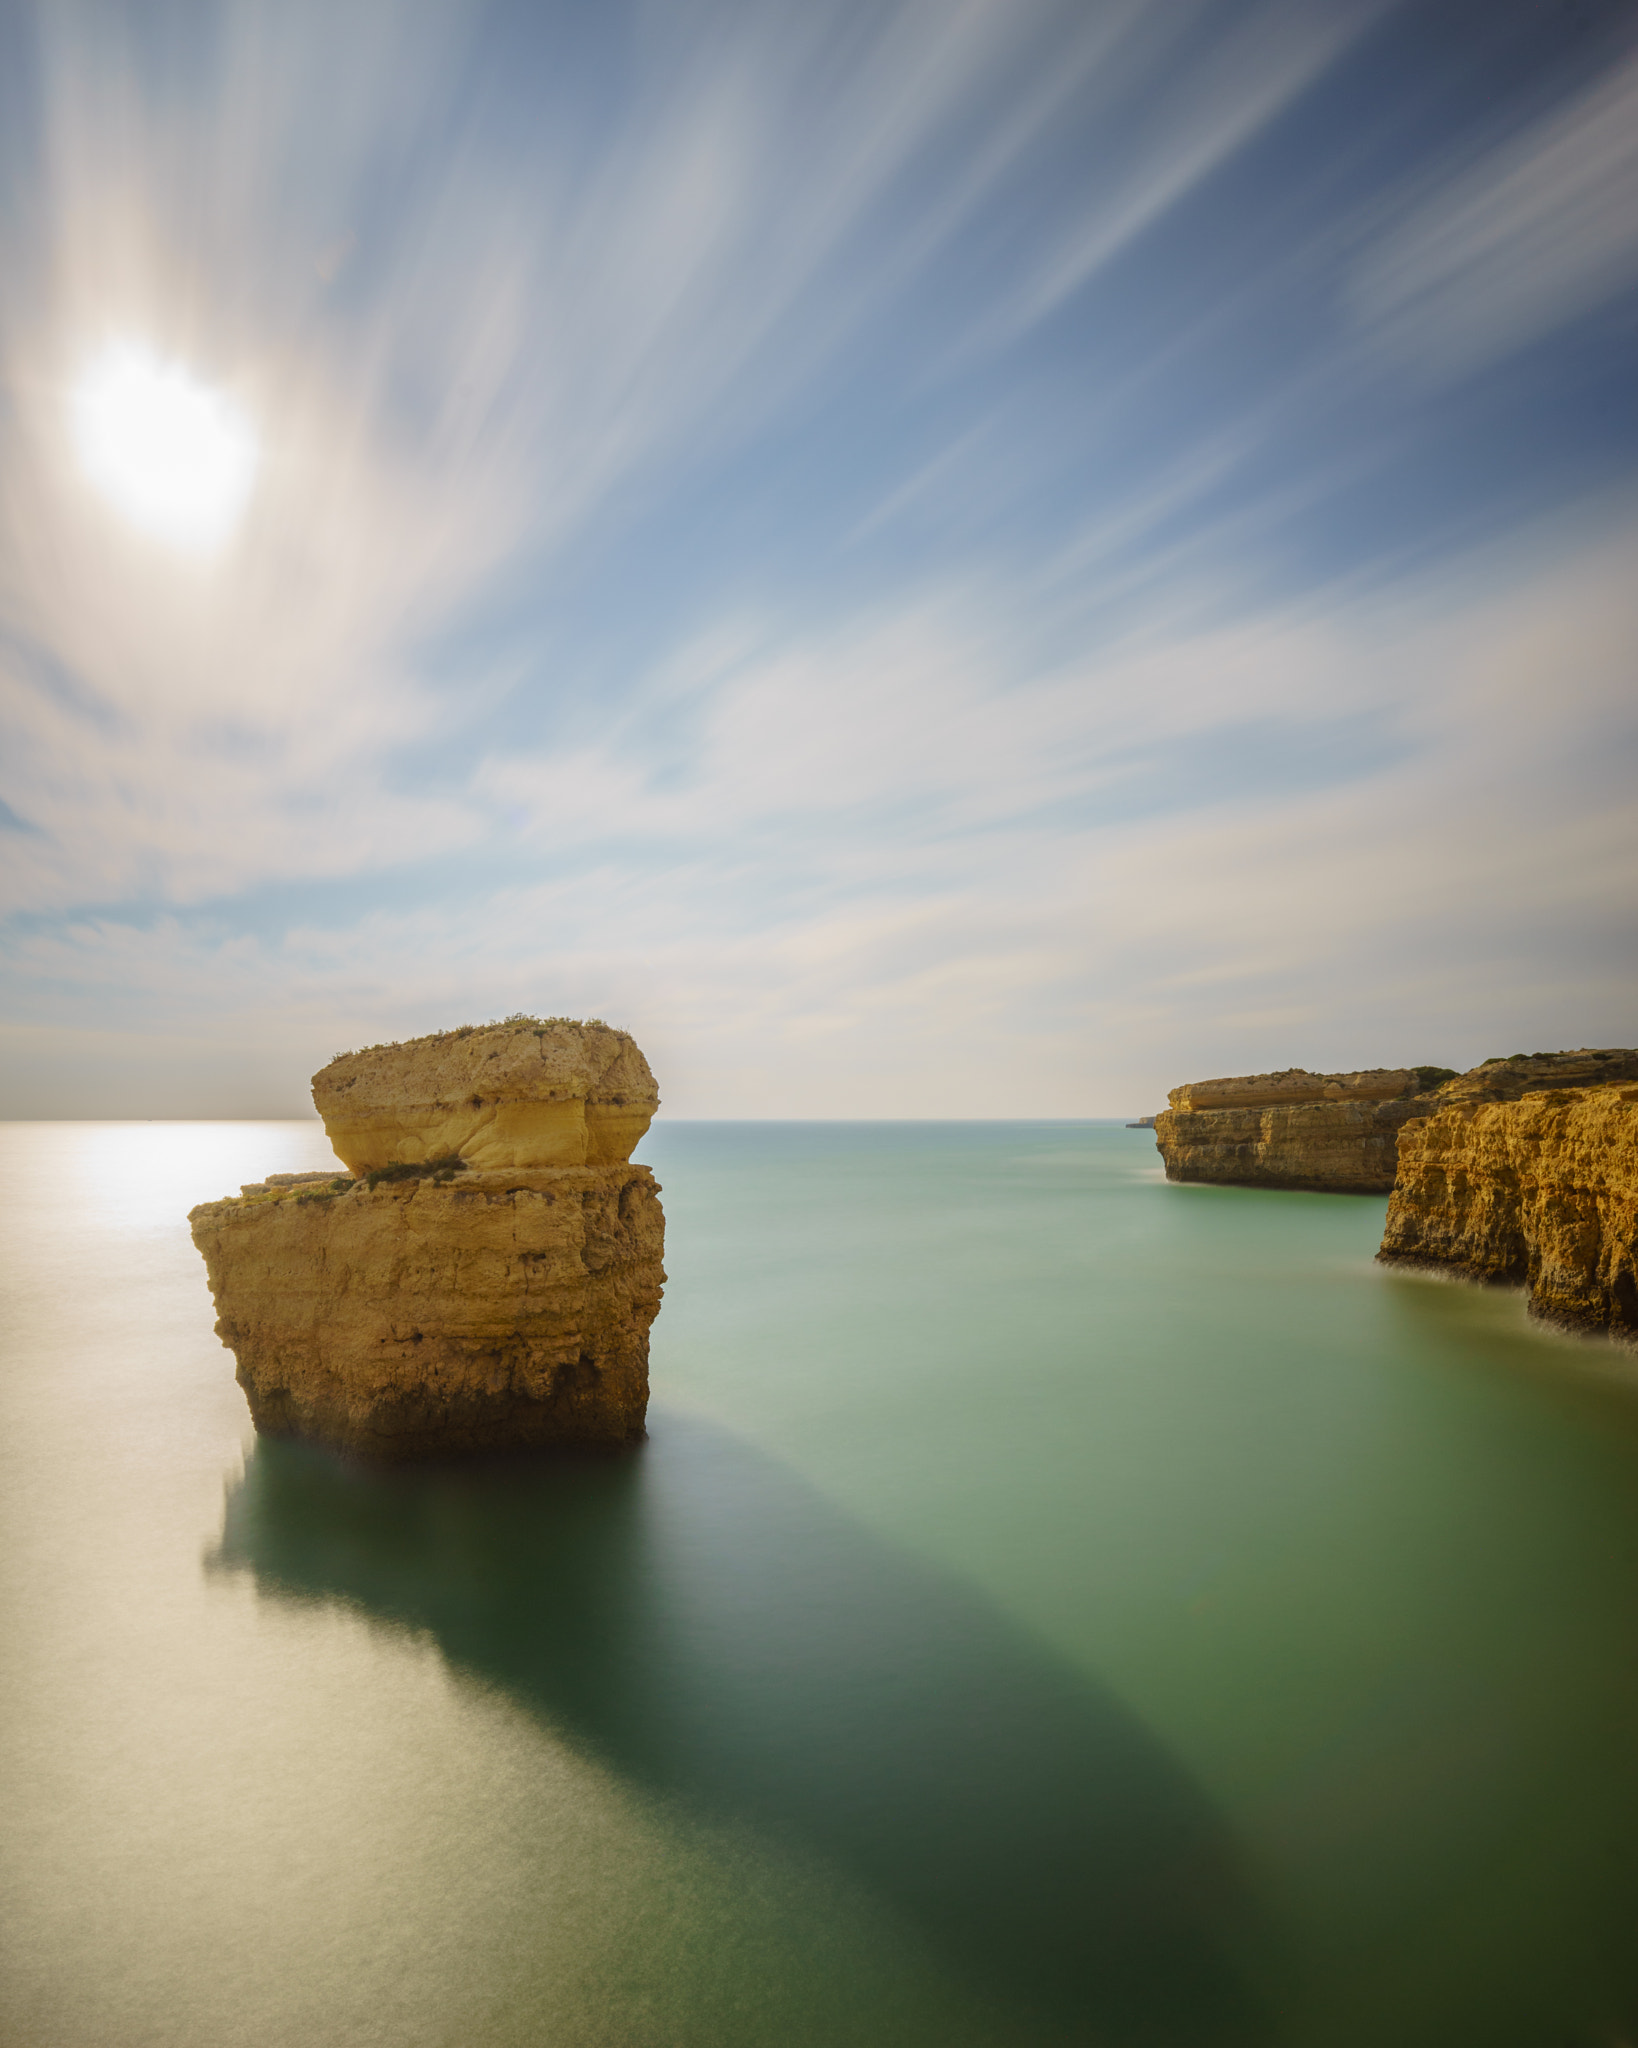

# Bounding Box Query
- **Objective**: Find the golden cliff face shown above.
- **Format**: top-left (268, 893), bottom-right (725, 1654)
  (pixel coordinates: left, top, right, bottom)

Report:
top-left (191, 1163), bottom-right (665, 1460)
top-left (1153, 1068), bottom-right (1451, 1194)
top-left (1433, 1047), bottom-right (1638, 1104)
top-left (191, 1018), bottom-right (666, 1460)
top-left (1378, 1083), bottom-right (1638, 1338)
top-left (311, 1018), bottom-right (658, 1176)
top-left (1166, 1067), bottom-right (1424, 1113)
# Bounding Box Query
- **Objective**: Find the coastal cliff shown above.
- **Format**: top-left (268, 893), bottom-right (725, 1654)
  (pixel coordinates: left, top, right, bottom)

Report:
top-left (190, 1018), bottom-right (665, 1459)
top-left (1424, 1046), bottom-right (1638, 1105)
top-left (1378, 1079), bottom-right (1638, 1339)
top-left (1153, 1067), bottom-right (1453, 1194)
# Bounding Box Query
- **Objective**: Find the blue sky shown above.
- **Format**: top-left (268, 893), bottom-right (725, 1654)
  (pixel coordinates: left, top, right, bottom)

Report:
top-left (1, 0), bottom-right (1635, 1117)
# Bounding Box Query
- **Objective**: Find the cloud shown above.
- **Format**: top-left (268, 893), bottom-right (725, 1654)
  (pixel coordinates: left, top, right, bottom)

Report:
top-left (5, 508), bottom-right (1633, 1115)
top-left (0, 0), bottom-right (1394, 918)
top-left (1, 1), bottom-right (1635, 1115)
top-left (1349, 40), bottom-right (1638, 376)
top-left (985, 0), bottom-right (1384, 350)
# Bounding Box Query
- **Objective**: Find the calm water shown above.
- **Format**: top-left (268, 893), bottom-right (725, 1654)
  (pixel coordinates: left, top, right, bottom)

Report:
top-left (4, 1120), bottom-right (1638, 2047)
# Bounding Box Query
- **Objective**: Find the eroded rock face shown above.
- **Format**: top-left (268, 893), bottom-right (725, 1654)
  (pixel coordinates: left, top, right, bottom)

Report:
top-left (1377, 1083), bottom-right (1638, 1338)
top-left (1153, 1069), bottom-right (1449, 1193)
top-left (312, 1018), bottom-right (658, 1176)
top-left (190, 1164), bottom-right (665, 1459)
top-left (191, 1017), bottom-right (666, 1459)
top-left (1432, 1047), bottom-right (1638, 1105)
top-left (1166, 1067), bottom-right (1424, 1113)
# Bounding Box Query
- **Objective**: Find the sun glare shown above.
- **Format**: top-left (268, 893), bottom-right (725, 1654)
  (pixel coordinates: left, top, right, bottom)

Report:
top-left (71, 342), bottom-right (259, 554)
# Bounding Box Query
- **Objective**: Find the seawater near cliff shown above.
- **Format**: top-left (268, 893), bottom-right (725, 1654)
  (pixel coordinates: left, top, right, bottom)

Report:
top-left (189, 1018), bottom-right (666, 1459)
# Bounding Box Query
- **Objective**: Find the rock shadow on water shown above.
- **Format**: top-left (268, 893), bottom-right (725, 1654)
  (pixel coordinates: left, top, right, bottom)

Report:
top-left (210, 1411), bottom-right (1272, 2044)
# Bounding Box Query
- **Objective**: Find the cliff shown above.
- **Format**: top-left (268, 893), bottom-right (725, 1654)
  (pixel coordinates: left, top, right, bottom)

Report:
top-left (312, 1017), bottom-right (658, 1175)
top-left (190, 1018), bottom-right (665, 1459)
top-left (1428, 1046), bottom-right (1638, 1104)
top-left (1166, 1067), bottom-right (1430, 1113)
top-left (1153, 1067), bottom-right (1453, 1194)
top-left (1378, 1081), bottom-right (1638, 1339)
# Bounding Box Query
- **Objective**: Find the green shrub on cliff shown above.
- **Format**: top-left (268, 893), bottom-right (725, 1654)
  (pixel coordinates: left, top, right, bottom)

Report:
top-left (365, 1156), bottom-right (468, 1190)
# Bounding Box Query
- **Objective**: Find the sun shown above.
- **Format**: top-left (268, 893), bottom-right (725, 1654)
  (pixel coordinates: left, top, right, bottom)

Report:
top-left (71, 342), bottom-right (259, 554)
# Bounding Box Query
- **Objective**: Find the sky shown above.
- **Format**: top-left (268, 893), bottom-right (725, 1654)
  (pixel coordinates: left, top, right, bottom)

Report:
top-left (1, 0), bottom-right (1635, 1119)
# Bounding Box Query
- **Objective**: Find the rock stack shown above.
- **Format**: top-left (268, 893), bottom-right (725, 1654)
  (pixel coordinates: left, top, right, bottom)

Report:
top-left (190, 1019), bottom-right (665, 1460)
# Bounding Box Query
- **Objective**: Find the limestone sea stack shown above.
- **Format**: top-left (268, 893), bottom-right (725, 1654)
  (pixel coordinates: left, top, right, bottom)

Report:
top-left (189, 1019), bottom-right (665, 1461)
top-left (1378, 1063), bottom-right (1638, 1340)
top-left (1153, 1067), bottom-right (1456, 1194)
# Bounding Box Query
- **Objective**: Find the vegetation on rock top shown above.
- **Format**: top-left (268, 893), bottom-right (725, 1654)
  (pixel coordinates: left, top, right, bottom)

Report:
top-left (364, 1155), bottom-right (468, 1190)
top-left (329, 1015), bottom-right (623, 1063)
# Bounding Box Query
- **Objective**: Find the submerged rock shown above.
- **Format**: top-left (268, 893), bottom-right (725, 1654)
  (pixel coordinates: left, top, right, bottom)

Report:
top-left (1377, 1078), bottom-right (1638, 1339)
top-left (1153, 1067), bottom-right (1453, 1194)
top-left (190, 1019), bottom-right (665, 1460)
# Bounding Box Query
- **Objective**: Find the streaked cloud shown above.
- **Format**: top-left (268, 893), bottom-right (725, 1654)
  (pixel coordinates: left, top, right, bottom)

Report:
top-left (1350, 38), bottom-right (1638, 376)
top-left (0, 0), bottom-right (1634, 1115)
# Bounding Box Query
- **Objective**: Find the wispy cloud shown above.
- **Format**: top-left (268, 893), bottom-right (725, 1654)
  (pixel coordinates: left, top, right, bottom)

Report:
top-left (5, 507), bottom-right (1633, 1112)
top-left (0, 0), bottom-right (1634, 1113)
top-left (1349, 37), bottom-right (1638, 376)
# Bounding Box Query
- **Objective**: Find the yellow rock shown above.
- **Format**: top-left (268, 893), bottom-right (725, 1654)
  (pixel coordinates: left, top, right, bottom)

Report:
top-left (189, 1163), bottom-right (665, 1459)
top-left (311, 1017), bottom-right (658, 1174)
top-left (1377, 1083), bottom-right (1638, 1338)
top-left (1153, 1095), bottom-right (1429, 1194)
top-left (1167, 1067), bottom-right (1420, 1113)
top-left (1152, 1051), bottom-right (1638, 1198)
top-left (1430, 1046), bottom-right (1638, 1104)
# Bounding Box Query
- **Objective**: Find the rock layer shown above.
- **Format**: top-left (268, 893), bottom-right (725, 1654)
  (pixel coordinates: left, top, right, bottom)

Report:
top-left (1430, 1047), bottom-right (1638, 1105)
top-left (1377, 1083), bottom-right (1638, 1338)
top-left (1153, 1068), bottom-right (1451, 1193)
top-left (1166, 1067), bottom-right (1428, 1113)
top-left (312, 1018), bottom-right (658, 1176)
top-left (190, 1162), bottom-right (665, 1459)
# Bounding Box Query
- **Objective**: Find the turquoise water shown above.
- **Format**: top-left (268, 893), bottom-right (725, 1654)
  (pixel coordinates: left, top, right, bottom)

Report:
top-left (3, 1119), bottom-right (1638, 2046)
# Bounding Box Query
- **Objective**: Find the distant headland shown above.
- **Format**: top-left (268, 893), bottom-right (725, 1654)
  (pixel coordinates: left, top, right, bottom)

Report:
top-left (1149, 1048), bottom-right (1638, 1343)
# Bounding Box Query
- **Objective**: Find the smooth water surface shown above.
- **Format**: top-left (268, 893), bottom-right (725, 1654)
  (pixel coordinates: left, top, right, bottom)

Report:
top-left (3, 1120), bottom-right (1638, 2046)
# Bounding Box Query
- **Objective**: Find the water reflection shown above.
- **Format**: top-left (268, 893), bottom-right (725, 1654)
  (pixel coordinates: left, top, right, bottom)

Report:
top-left (212, 1412), bottom-right (1270, 2043)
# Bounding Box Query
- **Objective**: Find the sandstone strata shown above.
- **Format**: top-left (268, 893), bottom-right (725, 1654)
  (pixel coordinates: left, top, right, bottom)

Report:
top-left (312, 1018), bottom-right (658, 1175)
top-left (1377, 1078), bottom-right (1638, 1339)
top-left (1153, 1067), bottom-right (1454, 1194)
top-left (190, 1018), bottom-right (665, 1460)
top-left (1427, 1046), bottom-right (1638, 1105)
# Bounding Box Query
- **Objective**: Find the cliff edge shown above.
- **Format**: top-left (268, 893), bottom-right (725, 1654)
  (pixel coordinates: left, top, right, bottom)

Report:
top-left (1378, 1076), bottom-right (1638, 1340)
top-left (190, 1018), bottom-right (665, 1459)
top-left (1153, 1067), bottom-right (1454, 1194)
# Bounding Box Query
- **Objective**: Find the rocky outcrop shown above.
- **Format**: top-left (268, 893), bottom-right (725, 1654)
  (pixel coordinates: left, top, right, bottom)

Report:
top-left (190, 1018), bottom-right (665, 1460)
top-left (1377, 1079), bottom-right (1638, 1338)
top-left (312, 1017), bottom-right (658, 1175)
top-left (1153, 1067), bottom-right (1455, 1193)
top-left (1427, 1046), bottom-right (1638, 1105)
top-left (1166, 1068), bottom-right (1433, 1113)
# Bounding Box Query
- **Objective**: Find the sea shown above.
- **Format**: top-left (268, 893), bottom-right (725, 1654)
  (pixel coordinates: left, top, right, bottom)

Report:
top-left (3, 1117), bottom-right (1638, 2048)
